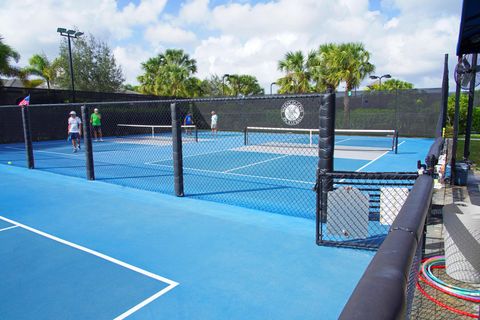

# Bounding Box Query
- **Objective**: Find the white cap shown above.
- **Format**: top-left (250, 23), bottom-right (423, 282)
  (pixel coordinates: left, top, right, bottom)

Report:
top-left (69, 111), bottom-right (76, 115)
top-left (94, 108), bottom-right (99, 112)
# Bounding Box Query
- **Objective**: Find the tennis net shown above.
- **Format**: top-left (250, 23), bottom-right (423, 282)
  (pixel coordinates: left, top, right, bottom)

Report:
top-left (244, 127), bottom-right (398, 152)
top-left (116, 124), bottom-right (198, 144)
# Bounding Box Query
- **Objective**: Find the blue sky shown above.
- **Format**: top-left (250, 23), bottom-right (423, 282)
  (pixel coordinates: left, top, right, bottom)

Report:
top-left (0, 0), bottom-right (463, 91)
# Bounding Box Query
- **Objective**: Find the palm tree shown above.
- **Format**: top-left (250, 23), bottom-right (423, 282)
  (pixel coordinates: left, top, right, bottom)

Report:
top-left (138, 49), bottom-right (197, 97)
top-left (23, 53), bottom-right (57, 89)
top-left (276, 51), bottom-right (312, 94)
top-left (0, 36), bottom-right (22, 86)
top-left (311, 43), bottom-right (374, 128)
top-left (309, 44), bottom-right (342, 92)
top-left (336, 43), bottom-right (374, 128)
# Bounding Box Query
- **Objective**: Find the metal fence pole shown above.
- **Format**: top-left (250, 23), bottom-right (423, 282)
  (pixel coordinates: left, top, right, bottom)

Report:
top-left (81, 105), bottom-right (95, 180)
top-left (464, 54), bottom-right (477, 161)
top-left (21, 106), bottom-right (35, 169)
top-left (171, 103), bottom-right (184, 197)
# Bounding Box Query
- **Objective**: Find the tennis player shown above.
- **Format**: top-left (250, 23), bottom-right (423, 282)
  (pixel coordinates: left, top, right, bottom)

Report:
top-left (67, 111), bottom-right (82, 153)
top-left (211, 111), bottom-right (218, 136)
top-left (90, 108), bottom-right (103, 141)
top-left (184, 112), bottom-right (194, 135)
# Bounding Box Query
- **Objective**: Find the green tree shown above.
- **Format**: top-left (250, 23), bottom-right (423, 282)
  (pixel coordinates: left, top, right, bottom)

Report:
top-left (122, 83), bottom-right (140, 92)
top-left (56, 33), bottom-right (124, 92)
top-left (137, 49), bottom-right (197, 97)
top-left (276, 51), bottom-right (312, 94)
top-left (225, 74), bottom-right (264, 96)
top-left (366, 78), bottom-right (414, 91)
top-left (0, 36), bottom-right (22, 86)
top-left (310, 43), bottom-right (374, 128)
top-left (336, 43), bottom-right (374, 128)
top-left (447, 93), bottom-right (480, 134)
top-left (309, 44), bottom-right (341, 92)
top-left (23, 53), bottom-right (58, 89)
top-left (199, 75), bottom-right (224, 97)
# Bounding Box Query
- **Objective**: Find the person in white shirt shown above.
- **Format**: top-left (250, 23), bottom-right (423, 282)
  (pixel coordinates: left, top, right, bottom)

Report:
top-left (67, 111), bottom-right (82, 153)
top-left (211, 111), bottom-right (218, 136)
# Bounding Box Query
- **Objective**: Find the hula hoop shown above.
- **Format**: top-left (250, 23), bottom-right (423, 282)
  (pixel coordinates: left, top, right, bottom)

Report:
top-left (416, 255), bottom-right (480, 318)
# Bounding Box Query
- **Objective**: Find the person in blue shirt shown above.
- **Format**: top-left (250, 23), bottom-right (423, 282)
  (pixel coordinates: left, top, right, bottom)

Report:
top-left (184, 112), bottom-right (194, 135)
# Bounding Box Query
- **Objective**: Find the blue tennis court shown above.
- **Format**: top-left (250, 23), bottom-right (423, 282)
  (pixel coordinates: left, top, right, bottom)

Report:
top-left (0, 130), bottom-right (433, 218)
top-left (0, 129), bottom-right (432, 319)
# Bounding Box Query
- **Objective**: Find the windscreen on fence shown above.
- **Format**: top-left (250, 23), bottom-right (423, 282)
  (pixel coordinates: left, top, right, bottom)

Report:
top-left (336, 88), bottom-right (442, 136)
top-left (0, 89), bottom-right (441, 222)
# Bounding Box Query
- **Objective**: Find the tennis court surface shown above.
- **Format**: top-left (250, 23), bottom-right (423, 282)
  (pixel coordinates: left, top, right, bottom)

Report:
top-left (1, 165), bottom-right (374, 319)
top-left (0, 92), bottom-right (440, 318)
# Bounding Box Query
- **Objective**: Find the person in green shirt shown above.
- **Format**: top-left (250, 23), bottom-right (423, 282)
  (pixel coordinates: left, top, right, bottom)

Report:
top-left (90, 108), bottom-right (103, 142)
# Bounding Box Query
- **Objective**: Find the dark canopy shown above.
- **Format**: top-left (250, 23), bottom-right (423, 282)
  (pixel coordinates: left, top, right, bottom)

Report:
top-left (457, 0), bottom-right (480, 55)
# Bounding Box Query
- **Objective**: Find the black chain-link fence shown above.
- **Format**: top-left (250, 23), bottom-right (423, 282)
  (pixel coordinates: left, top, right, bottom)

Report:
top-left (316, 171), bottom-right (418, 250)
top-left (336, 88), bottom-right (442, 136)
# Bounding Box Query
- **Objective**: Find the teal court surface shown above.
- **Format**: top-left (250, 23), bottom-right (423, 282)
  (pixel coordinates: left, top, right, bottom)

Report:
top-left (0, 131), bottom-right (433, 319)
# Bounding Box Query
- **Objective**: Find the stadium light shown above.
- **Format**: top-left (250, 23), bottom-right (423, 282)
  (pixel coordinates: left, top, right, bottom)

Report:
top-left (57, 28), bottom-right (83, 102)
top-left (369, 74), bottom-right (392, 87)
top-left (270, 82), bottom-right (277, 95)
top-left (222, 74), bottom-right (230, 96)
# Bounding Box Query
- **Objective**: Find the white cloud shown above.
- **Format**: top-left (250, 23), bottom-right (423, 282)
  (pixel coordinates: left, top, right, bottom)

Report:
top-left (145, 24), bottom-right (197, 45)
top-left (179, 0), bottom-right (210, 24)
top-left (0, 0), bottom-right (167, 66)
top-left (0, 0), bottom-right (464, 91)
top-left (113, 45), bottom-right (153, 84)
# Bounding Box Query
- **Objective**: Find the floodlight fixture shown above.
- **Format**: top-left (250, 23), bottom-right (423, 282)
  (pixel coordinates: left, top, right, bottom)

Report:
top-left (57, 27), bottom-right (84, 102)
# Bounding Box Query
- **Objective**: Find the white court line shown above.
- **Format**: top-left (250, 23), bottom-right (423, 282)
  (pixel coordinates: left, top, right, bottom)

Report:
top-left (0, 216), bottom-right (178, 318)
top-left (0, 225), bottom-right (18, 232)
top-left (5, 146), bottom-right (80, 157)
top-left (114, 285), bottom-right (177, 320)
top-left (355, 141), bottom-right (406, 172)
top-left (223, 155), bottom-right (290, 173)
top-left (335, 137), bottom-right (353, 144)
top-left (146, 163), bottom-right (314, 185)
top-left (145, 148), bottom-right (232, 165)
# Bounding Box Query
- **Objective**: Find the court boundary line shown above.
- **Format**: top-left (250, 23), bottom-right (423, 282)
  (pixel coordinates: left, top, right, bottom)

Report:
top-left (0, 216), bottom-right (179, 319)
top-left (145, 147), bottom-right (234, 164)
top-left (355, 141), bottom-right (406, 172)
top-left (146, 162), bottom-right (314, 185)
top-left (0, 225), bottom-right (18, 232)
top-left (223, 155), bottom-right (290, 173)
top-left (5, 146), bottom-right (81, 157)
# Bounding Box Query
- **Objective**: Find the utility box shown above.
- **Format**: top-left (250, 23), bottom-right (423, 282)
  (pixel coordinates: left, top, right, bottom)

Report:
top-left (454, 162), bottom-right (469, 186)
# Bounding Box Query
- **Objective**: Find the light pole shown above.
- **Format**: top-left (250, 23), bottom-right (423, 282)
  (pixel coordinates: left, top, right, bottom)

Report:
top-left (57, 28), bottom-right (83, 102)
top-left (369, 74), bottom-right (391, 88)
top-left (222, 74), bottom-right (230, 96)
top-left (270, 82), bottom-right (277, 95)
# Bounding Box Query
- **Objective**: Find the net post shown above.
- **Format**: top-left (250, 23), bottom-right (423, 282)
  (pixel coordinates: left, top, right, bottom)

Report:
top-left (194, 125), bottom-right (198, 142)
top-left (20, 105), bottom-right (35, 169)
top-left (244, 127), bottom-right (248, 145)
top-left (171, 103), bottom-right (184, 197)
top-left (81, 105), bottom-right (95, 180)
top-left (394, 130), bottom-right (399, 154)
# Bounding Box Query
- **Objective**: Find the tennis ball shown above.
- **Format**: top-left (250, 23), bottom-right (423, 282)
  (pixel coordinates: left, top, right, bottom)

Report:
top-left (7, 161), bottom-right (12, 165)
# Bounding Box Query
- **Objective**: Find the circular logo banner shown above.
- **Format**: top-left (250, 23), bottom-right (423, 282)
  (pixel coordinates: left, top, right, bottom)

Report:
top-left (281, 100), bottom-right (304, 126)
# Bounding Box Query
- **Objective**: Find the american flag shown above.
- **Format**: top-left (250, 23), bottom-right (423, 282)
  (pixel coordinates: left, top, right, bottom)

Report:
top-left (18, 95), bottom-right (30, 107)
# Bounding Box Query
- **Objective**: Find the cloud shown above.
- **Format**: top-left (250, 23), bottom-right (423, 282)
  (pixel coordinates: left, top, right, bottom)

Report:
top-left (179, 0), bottom-right (210, 24)
top-left (0, 0), bottom-right (167, 66)
top-left (145, 24), bottom-right (197, 45)
top-left (0, 0), bottom-right (464, 91)
top-left (113, 45), bottom-right (153, 84)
